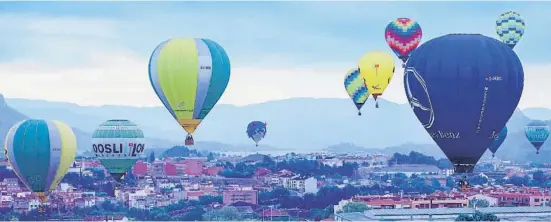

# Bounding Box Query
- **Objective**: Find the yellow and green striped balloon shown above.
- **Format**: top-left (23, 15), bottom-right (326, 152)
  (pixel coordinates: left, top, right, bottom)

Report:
top-left (344, 68), bottom-right (369, 115)
top-left (496, 11), bottom-right (525, 49)
top-left (4, 119), bottom-right (77, 203)
top-left (148, 38), bottom-right (230, 145)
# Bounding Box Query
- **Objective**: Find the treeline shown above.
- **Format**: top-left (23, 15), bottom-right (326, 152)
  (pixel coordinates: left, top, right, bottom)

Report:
top-left (218, 156), bottom-right (358, 179)
top-left (389, 151), bottom-right (453, 169)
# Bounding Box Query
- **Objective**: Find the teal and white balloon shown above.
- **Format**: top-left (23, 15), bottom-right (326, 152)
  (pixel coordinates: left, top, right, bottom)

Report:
top-left (92, 120), bottom-right (146, 182)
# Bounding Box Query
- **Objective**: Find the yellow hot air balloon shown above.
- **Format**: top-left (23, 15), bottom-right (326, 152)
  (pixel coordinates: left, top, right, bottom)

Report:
top-left (358, 51), bottom-right (395, 108)
top-left (148, 38), bottom-right (231, 145)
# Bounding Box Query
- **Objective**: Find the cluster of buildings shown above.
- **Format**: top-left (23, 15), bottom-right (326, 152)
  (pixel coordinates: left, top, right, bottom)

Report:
top-left (1, 151), bottom-right (551, 220)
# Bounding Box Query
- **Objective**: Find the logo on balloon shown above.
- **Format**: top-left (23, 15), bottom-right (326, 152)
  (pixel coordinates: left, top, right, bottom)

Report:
top-left (405, 67), bottom-right (434, 129)
top-left (93, 143), bottom-right (145, 157)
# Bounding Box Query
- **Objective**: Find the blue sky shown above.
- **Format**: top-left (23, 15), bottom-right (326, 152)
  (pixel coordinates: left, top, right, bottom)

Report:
top-left (0, 1), bottom-right (550, 108)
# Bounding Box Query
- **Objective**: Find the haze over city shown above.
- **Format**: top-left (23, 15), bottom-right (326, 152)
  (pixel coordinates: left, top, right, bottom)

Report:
top-left (0, 2), bottom-right (550, 108)
top-left (2, 1), bottom-right (551, 222)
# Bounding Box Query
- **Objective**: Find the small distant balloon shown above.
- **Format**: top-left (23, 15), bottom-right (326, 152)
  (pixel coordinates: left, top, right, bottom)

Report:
top-left (246, 121), bottom-right (267, 147)
top-left (496, 11), bottom-right (525, 49)
top-left (344, 68), bottom-right (369, 115)
top-left (525, 120), bottom-right (550, 154)
top-left (385, 18), bottom-right (422, 67)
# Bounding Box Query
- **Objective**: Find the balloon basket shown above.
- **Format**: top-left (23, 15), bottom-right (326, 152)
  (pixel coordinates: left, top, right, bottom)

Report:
top-left (358, 112), bottom-right (362, 116)
top-left (185, 135), bottom-right (194, 146)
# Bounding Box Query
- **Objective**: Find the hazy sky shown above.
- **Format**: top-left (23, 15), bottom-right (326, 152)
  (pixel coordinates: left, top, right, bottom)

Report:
top-left (0, 2), bottom-right (550, 108)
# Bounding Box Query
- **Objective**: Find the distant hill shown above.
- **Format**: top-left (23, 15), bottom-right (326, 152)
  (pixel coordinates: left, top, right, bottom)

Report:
top-left (0, 95), bottom-right (94, 154)
top-left (522, 107), bottom-right (551, 121)
top-left (4, 94), bottom-right (551, 163)
top-left (0, 95), bottom-right (179, 155)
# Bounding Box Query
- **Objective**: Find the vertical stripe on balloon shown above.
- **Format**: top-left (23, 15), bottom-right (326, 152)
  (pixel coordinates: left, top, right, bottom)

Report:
top-left (198, 39), bottom-right (231, 119)
top-left (48, 121), bottom-right (76, 192)
top-left (44, 121), bottom-right (62, 193)
top-left (193, 39), bottom-right (214, 119)
top-left (157, 38), bottom-right (199, 120)
top-left (148, 40), bottom-right (176, 119)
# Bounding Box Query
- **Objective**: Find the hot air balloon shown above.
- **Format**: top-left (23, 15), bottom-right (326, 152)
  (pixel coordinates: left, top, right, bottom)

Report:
top-left (149, 38), bottom-right (230, 146)
top-left (92, 120), bottom-right (146, 186)
top-left (4, 119), bottom-right (77, 212)
top-left (385, 18), bottom-right (422, 67)
top-left (246, 121), bottom-right (267, 147)
top-left (344, 68), bottom-right (369, 115)
top-left (488, 126), bottom-right (507, 157)
top-left (496, 11), bottom-right (525, 49)
top-left (358, 51), bottom-right (395, 108)
top-left (404, 34), bottom-right (524, 181)
top-left (525, 120), bottom-right (550, 154)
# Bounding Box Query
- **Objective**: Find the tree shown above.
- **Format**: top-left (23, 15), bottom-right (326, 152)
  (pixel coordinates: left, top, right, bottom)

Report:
top-left (446, 177), bottom-right (456, 188)
top-left (456, 213), bottom-right (473, 221)
top-left (199, 195), bottom-right (223, 205)
top-left (148, 152), bottom-right (156, 163)
top-left (202, 206), bottom-right (240, 221)
top-left (470, 199), bottom-right (490, 208)
top-left (207, 152), bottom-right (215, 161)
top-left (431, 178), bottom-right (442, 188)
top-left (342, 202), bottom-right (368, 213)
top-left (533, 170), bottom-right (548, 184)
top-left (456, 211), bottom-right (499, 221)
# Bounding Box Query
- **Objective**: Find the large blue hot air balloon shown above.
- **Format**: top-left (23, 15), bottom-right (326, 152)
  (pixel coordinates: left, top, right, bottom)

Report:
top-left (488, 126), bottom-right (507, 157)
top-left (404, 34), bottom-right (524, 174)
top-left (525, 120), bottom-right (550, 154)
top-left (246, 121), bottom-right (267, 147)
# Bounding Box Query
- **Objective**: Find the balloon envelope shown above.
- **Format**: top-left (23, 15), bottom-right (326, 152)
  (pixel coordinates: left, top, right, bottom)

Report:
top-left (92, 119), bottom-right (146, 182)
top-left (385, 18), bottom-right (422, 64)
top-left (404, 34), bottom-right (524, 173)
top-left (496, 11), bottom-right (525, 49)
top-left (358, 51), bottom-right (395, 100)
top-left (525, 120), bottom-right (550, 153)
top-left (488, 126), bottom-right (507, 156)
top-left (247, 121), bottom-right (267, 145)
top-left (344, 68), bottom-right (369, 113)
top-left (148, 38), bottom-right (230, 144)
top-left (4, 119), bottom-right (77, 202)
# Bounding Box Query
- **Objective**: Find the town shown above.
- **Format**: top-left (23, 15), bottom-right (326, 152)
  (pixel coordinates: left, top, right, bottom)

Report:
top-left (2, 147), bottom-right (551, 221)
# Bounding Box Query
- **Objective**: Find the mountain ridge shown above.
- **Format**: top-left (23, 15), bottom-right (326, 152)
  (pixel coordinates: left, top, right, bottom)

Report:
top-left (3, 94), bottom-right (551, 162)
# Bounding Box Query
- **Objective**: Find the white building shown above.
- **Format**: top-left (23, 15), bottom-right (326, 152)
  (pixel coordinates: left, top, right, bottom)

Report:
top-left (305, 177), bottom-right (318, 194)
top-left (467, 194), bottom-right (499, 207)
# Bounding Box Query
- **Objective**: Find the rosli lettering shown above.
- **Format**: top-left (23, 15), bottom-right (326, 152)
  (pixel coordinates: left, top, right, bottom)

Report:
top-left (92, 144), bottom-right (123, 154)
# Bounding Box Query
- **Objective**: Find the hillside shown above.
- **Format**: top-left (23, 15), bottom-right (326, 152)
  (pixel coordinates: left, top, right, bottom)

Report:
top-left (0, 94), bottom-right (178, 154)
top-left (4, 95), bottom-right (551, 163)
